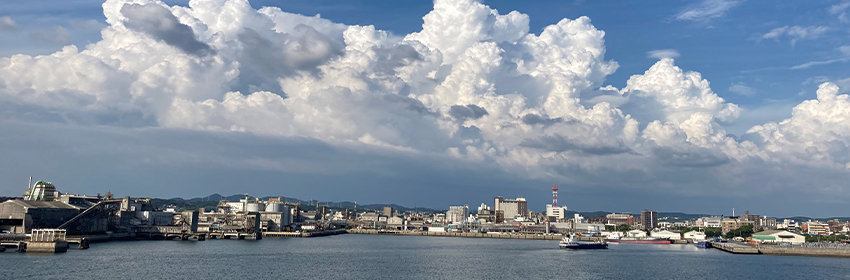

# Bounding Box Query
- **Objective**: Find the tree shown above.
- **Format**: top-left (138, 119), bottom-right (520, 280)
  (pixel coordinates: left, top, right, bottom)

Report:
top-left (617, 224), bottom-right (631, 232)
top-left (605, 225), bottom-right (616, 231)
top-left (704, 227), bottom-right (722, 237)
top-left (724, 225), bottom-right (754, 239)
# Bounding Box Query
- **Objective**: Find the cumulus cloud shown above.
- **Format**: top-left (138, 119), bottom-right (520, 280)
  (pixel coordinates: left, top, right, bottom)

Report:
top-left (120, 3), bottom-right (214, 56)
top-left (0, 16), bottom-right (17, 32)
top-left (647, 49), bottom-right (680, 59)
top-left (28, 26), bottom-right (72, 45)
top-left (0, 0), bottom-right (849, 206)
top-left (762, 25), bottom-right (829, 46)
top-left (729, 83), bottom-right (756, 96)
top-left (675, 0), bottom-right (741, 21)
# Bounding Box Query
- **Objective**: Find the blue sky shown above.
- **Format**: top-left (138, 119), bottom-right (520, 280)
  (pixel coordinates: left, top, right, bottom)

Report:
top-left (1, 0), bottom-right (849, 216)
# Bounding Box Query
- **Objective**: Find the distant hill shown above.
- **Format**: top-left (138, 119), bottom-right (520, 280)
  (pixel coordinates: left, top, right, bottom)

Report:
top-left (154, 194), bottom-right (440, 212)
top-left (152, 195), bottom-right (848, 222)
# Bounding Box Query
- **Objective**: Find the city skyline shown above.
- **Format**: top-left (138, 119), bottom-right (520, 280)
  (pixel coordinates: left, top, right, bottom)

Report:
top-left (1, 0), bottom-right (849, 217)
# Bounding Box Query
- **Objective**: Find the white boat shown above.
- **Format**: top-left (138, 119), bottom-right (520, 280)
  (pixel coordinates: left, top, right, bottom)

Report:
top-left (559, 234), bottom-right (608, 250)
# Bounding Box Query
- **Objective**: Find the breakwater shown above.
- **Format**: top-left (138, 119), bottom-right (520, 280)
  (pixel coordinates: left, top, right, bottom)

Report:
top-left (711, 241), bottom-right (850, 258)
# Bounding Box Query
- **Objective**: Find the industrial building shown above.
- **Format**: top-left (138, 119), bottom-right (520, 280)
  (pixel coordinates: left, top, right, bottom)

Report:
top-left (751, 230), bottom-right (806, 245)
top-left (0, 200), bottom-right (79, 234)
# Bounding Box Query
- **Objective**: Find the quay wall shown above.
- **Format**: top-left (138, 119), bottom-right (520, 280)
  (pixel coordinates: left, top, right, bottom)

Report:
top-left (347, 229), bottom-right (565, 240)
top-left (759, 247), bottom-right (850, 258)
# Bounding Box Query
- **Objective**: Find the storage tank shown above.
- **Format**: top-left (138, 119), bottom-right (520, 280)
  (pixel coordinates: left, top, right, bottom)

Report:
top-left (246, 203), bottom-right (262, 212)
top-left (266, 203), bottom-right (284, 213)
top-left (281, 205), bottom-right (293, 226)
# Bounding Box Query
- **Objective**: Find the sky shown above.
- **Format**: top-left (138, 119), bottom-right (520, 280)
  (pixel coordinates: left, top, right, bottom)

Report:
top-left (0, 0), bottom-right (849, 217)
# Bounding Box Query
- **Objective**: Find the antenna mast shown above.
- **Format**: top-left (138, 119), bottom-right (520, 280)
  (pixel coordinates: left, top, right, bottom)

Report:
top-left (552, 185), bottom-right (558, 207)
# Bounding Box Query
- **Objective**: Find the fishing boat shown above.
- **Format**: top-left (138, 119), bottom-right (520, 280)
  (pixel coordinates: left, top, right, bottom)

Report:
top-left (694, 241), bottom-right (711, 248)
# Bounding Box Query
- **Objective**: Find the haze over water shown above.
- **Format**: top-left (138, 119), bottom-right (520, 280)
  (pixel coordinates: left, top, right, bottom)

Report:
top-left (3, 235), bottom-right (849, 279)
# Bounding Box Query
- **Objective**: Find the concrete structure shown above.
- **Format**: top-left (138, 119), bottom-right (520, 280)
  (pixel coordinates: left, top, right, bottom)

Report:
top-left (606, 213), bottom-right (634, 226)
top-left (721, 218), bottom-right (755, 235)
top-left (640, 210), bottom-right (658, 229)
top-left (802, 221), bottom-right (829, 235)
top-left (446, 205), bottom-right (469, 224)
top-left (545, 204), bottom-right (567, 221)
top-left (760, 217), bottom-right (777, 230)
top-left (0, 200), bottom-right (79, 234)
top-left (739, 211), bottom-right (761, 230)
top-left (23, 181), bottom-right (60, 201)
top-left (382, 206), bottom-right (394, 217)
top-left (696, 216), bottom-right (723, 228)
top-left (683, 230), bottom-right (707, 241)
top-left (494, 197), bottom-right (527, 220)
top-left (651, 230), bottom-right (681, 240)
top-left (777, 219), bottom-right (799, 231)
top-left (627, 229), bottom-right (647, 238)
top-left (751, 230), bottom-right (805, 245)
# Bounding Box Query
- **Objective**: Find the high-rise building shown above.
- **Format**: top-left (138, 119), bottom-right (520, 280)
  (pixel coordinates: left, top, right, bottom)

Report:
top-left (640, 209), bottom-right (658, 230)
top-left (446, 205), bottom-right (469, 224)
top-left (494, 197), bottom-right (527, 220)
top-left (382, 206), bottom-right (394, 217)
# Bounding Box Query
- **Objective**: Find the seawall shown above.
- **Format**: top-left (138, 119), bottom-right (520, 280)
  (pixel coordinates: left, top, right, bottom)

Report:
top-left (347, 229), bottom-right (566, 240)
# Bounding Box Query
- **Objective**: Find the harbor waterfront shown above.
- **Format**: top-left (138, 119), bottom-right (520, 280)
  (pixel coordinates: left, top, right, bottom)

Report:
top-left (3, 234), bottom-right (850, 280)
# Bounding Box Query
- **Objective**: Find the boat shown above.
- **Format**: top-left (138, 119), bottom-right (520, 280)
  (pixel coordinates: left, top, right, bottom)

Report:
top-left (606, 237), bottom-right (673, 244)
top-left (559, 234), bottom-right (608, 250)
top-left (694, 241), bottom-right (711, 248)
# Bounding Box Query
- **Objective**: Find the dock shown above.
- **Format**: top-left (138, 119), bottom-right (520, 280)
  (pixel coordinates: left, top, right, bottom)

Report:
top-left (710, 241), bottom-right (760, 254)
top-left (263, 229), bottom-right (347, 238)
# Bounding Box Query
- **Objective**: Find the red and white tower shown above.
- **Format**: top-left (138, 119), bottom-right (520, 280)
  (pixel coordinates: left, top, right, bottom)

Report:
top-left (552, 185), bottom-right (558, 207)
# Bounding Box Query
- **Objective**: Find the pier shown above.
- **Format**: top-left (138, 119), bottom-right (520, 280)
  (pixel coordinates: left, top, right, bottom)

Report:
top-left (711, 241), bottom-right (850, 258)
top-left (710, 241), bottom-right (760, 254)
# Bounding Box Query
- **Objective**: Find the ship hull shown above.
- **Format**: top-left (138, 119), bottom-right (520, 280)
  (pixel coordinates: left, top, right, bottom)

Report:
top-left (607, 239), bottom-right (672, 244)
top-left (560, 243), bottom-right (609, 249)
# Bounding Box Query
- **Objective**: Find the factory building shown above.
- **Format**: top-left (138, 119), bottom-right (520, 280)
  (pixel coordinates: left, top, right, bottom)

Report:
top-left (383, 206), bottom-right (394, 217)
top-left (0, 200), bottom-right (79, 234)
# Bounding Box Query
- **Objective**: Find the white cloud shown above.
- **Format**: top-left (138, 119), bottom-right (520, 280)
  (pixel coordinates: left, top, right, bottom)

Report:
top-left (790, 45), bottom-right (850, 70)
top-left (830, 2), bottom-right (850, 23)
top-left (0, 0), bottom-right (849, 207)
top-left (647, 49), bottom-right (680, 59)
top-left (729, 83), bottom-right (757, 96)
top-left (0, 16), bottom-right (17, 32)
top-left (762, 25), bottom-right (829, 46)
top-left (675, 0), bottom-right (742, 21)
top-left (28, 26), bottom-right (73, 45)
top-left (70, 19), bottom-right (106, 31)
